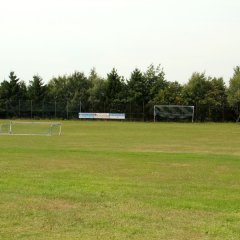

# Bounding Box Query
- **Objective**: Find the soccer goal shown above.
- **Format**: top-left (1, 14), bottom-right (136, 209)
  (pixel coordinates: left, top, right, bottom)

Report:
top-left (154, 105), bottom-right (194, 122)
top-left (0, 121), bottom-right (62, 136)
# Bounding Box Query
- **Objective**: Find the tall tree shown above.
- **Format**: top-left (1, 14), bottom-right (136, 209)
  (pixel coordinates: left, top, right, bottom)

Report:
top-left (144, 64), bottom-right (167, 102)
top-left (88, 68), bottom-right (107, 112)
top-left (153, 81), bottom-right (183, 105)
top-left (128, 68), bottom-right (146, 106)
top-left (0, 71), bottom-right (27, 117)
top-left (106, 68), bottom-right (125, 111)
top-left (0, 71), bottom-right (27, 101)
top-left (205, 77), bottom-right (227, 121)
top-left (47, 71), bottom-right (90, 117)
top-left (67, 71), bottom-right (90, 112)
top-left (228, 66), bottom-right (240, 121)
top-left (47, 75), bottom-right (68, 101)
top-left (183, 72), bottom-right (211, 121)
top-left (28, 75), bottom-right (46, 102)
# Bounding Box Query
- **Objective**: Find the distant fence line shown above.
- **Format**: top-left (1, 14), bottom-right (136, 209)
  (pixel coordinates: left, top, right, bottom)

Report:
top-left (0, 99), bottom-right (235, 122)
top-left (0, 99), bottom-right (150, 121)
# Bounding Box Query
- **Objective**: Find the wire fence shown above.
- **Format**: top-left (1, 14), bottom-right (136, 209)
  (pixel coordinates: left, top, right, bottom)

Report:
top-left (0, 100), bottom-right (152, 121)
top-left (0, 99), bottom-right (235, 122)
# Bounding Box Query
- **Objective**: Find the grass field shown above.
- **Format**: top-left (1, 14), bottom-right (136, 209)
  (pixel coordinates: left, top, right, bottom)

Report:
top-left (0, 121), bottom-right (240, 239)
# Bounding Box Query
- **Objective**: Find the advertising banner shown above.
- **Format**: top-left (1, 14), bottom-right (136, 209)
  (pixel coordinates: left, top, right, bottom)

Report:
top-left (109, 113), bottom-right (125, 119)
top-left (94, 113), bottom-right (110, 119)
top-left (79, 113), bottom-right (125, 120)
top-left (79, 113), bottom-right (95, 119)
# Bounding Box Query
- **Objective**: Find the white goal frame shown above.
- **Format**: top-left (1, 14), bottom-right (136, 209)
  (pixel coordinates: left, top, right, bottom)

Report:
top-left (154, 105), bottom-right (194, 122)
top-left (0, 121), bottom-right (62, 136)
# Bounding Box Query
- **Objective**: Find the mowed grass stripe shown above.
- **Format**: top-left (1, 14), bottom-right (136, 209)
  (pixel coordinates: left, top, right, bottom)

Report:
top-left (1, 150), bottom-right (240, 211)
top-left (1, 121), bottom-right (240, 154)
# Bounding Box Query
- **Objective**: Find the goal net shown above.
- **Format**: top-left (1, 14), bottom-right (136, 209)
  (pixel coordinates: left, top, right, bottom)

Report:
top-left (0, 121), bottom-right (62, 136)
top-left (154, 105), bottom-right (194, 122)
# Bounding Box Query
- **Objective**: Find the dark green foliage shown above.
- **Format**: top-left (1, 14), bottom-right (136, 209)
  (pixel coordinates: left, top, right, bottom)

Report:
top-left (105, 68), bottom-right (126, 112)
top-left (0, 66), bottom-right (238, 121)
top-left (28, 75), bottom-right (46, 102)
top-left (88, 68), bottom-right (107, 112)
top-left (206, 77), bottom-right (227, 121)
top-left (46, 71), bottom-right (90, 117)
top-left (128, 68), bottom-right (146, 105)
top-left (228, 66), bottom-right (240, 121)
top-left (153, 81), bottom-right (183, 105)
top-left (0, 72), bottom-right (27, 117)
top-left (0, 72), bottom-right (27, 101)
top-left (183, 72), bottom-right (222, 121)
top-left (144, 64), bottom-right (167, 101)
top-left (67, 71), bottom-right (90, 112)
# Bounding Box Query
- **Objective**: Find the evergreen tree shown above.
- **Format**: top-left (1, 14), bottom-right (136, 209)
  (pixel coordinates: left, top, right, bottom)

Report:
top-left (128, 68), bottom-right (146, 106)
top-left (28, 75), bottom-right (46, 102)
top-left (0, 71), bottom-right (27, 101)
top-left (106, 68), bottom-right (125, 111)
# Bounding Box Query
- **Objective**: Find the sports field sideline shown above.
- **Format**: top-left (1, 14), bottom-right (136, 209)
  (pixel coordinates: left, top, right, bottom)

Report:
top-left (0, 121), bottom-right (240, 239)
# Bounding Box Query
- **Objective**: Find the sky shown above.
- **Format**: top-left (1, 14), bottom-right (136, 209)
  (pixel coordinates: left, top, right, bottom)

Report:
top-left (0, 0), bottom-right (239, 84)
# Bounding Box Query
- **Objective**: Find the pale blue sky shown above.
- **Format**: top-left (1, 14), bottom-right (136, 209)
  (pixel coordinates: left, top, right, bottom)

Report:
top-left (0, 0), bottom-right (239, 84)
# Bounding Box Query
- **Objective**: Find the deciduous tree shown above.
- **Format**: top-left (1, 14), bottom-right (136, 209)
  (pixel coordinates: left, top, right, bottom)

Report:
top-left (228, 66), bottom-right (240, 121)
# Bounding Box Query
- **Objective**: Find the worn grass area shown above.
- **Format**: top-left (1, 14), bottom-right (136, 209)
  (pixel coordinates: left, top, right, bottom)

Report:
top-left (0, 121), bottom-right (240, 239)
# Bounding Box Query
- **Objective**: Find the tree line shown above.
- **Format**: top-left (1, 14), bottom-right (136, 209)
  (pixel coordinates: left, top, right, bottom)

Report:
top-left (0, 64), bottom-right (240, 121)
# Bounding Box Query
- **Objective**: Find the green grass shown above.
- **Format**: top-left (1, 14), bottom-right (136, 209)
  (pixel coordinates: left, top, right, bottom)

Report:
top-left (0, 121), bottom-right (240, 239)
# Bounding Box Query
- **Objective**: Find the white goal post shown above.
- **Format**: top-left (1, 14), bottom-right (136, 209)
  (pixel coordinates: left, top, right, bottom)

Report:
top-left (154, 105), bottom-right (194, 122)
top-left (0, 121), bottom-right (62, 136)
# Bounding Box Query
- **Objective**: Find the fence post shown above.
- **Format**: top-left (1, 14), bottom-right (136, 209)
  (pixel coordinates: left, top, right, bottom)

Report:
top-left (67, 101), bottom-right (69, 119)
top-left (143, 100), bottom-right (145, 121)
top-left (55, 101), bottom-right (57, 118)
top-left (18, 100), bottom-right (21, 118)
top-left (222, 104), bottom-right (225, 122)
top-left (130, 101), bottom-right (132, 121)
top-left (6, 101), bottom-right (8, 119)
top-left (154, 105), bottom-right (156, 122)
top-left (30, 100), bottom-right (33, 119)
top-left (42, 101), bottom-right (44, 118)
